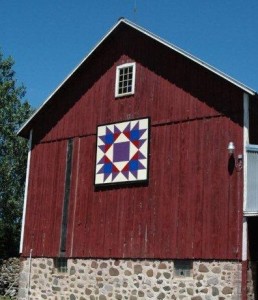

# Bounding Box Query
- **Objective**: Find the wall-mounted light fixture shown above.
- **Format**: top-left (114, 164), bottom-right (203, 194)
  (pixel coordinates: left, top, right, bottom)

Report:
top-left (227, 141), bottom-right (243, 171)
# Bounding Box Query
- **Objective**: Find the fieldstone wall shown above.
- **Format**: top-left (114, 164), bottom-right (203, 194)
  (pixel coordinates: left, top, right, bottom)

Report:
top-left (0, 257), bottom-right (20, 299)
top-left (18, 258), bottom-right (242, 299)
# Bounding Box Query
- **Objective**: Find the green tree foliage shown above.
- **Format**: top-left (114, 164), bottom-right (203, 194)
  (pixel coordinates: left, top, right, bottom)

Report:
top-left (0, 51), bottom-right (33, 257)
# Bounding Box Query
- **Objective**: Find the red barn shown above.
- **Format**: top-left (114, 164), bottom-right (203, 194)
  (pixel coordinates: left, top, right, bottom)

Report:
top-left (18, 19), bottom-right (258, 300)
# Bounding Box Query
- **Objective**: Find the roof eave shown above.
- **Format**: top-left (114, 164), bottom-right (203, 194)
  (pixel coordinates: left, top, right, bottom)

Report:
top-left (123, 19), bottom-right (256, 96)
top-left (17, 18), bottom-right (126, 137)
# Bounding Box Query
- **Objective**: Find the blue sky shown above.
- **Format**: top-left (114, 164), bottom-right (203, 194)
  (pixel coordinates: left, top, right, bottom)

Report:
top-left (1, 1), bottom-right (257, 108)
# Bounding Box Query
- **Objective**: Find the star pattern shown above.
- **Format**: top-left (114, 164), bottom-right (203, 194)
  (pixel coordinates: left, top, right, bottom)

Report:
top-left (95, 118), bottom-right (149, 185)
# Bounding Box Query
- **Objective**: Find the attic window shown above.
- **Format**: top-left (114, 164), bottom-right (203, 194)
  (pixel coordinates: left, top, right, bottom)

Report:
top-left (115, 62), bottom-right (136, 97)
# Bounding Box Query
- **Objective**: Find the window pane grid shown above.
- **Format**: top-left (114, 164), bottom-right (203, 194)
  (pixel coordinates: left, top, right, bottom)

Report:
top-left (116, 63), bottom-right (135, 97)
top-left (54, 258), bottom-right (68, 273)
top-left (174, 260), bottom-right (193, 278)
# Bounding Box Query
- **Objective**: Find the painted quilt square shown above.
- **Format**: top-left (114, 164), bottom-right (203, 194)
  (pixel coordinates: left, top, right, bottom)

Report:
top-left (95, 118), bottom-right (150, 185)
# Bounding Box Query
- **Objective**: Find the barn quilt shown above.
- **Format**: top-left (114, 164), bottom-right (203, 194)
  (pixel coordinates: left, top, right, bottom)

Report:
top-left (95, 118), bottom-right (149, 185)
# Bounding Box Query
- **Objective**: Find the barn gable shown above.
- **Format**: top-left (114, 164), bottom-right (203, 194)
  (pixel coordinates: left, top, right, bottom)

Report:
top-left (18, 18), bottom-right (256, 141)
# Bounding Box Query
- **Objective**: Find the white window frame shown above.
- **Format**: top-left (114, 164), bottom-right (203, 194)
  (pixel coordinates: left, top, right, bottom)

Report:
top-left (115, 62), bottom-right (136, 98)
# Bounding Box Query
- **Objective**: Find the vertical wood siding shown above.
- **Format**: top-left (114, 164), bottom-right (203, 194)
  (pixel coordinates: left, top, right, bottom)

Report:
top-left (23, 141), bottom-right (67, 256)
top-left (64, 116), bottom-right (241, 259)
top-left (23, 116), bottom-right (242, 259)
top-left (23, 26), bottom-right (244, 259)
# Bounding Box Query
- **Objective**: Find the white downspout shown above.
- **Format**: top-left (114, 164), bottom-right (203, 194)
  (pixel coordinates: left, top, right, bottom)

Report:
top-left (242, 217), bottom-right (248, 261)
top-left (19, 129), bottom-right (33, 254)
top-left (243, 93), bottom-right (249, 213)
top-left (242, 93), bottom-right (249, 300)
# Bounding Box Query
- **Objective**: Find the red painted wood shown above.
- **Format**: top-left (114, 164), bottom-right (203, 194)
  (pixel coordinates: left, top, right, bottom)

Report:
top-left (22, 141), bottom-right (67, 256)
top-left (23, 116), bottom-right (243, 259)
top-left (22, 25), bottom-right (245, 259)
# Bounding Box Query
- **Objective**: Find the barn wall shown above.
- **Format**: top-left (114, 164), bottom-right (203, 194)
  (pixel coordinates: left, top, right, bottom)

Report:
top-left (23, 115), bottom-right (243, 259)
top-left (22, 27), bottom-right (244, 260)
top-left (66, 117), bottom-right (242, 260)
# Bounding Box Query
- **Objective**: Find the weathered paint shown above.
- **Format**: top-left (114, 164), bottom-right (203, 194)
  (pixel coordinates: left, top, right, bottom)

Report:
top-left (23, 119), bottom-right (243, 259)
top-left (22, 24), bottom-right (245, 260)
top-left (22, 141), bottom-right (67, 256)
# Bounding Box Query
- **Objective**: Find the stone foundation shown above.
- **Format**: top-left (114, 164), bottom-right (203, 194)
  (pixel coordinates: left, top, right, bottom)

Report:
top-left (18, 258), bottom-right (243, 299)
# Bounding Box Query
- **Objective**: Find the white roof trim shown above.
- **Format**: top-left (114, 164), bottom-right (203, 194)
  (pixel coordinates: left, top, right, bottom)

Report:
top-left (17, 18), bottom-right (256, 136)
top-left (124, 19), bottom-right (256, 95)
top-left (17, 20), bottom-right (124, 135)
